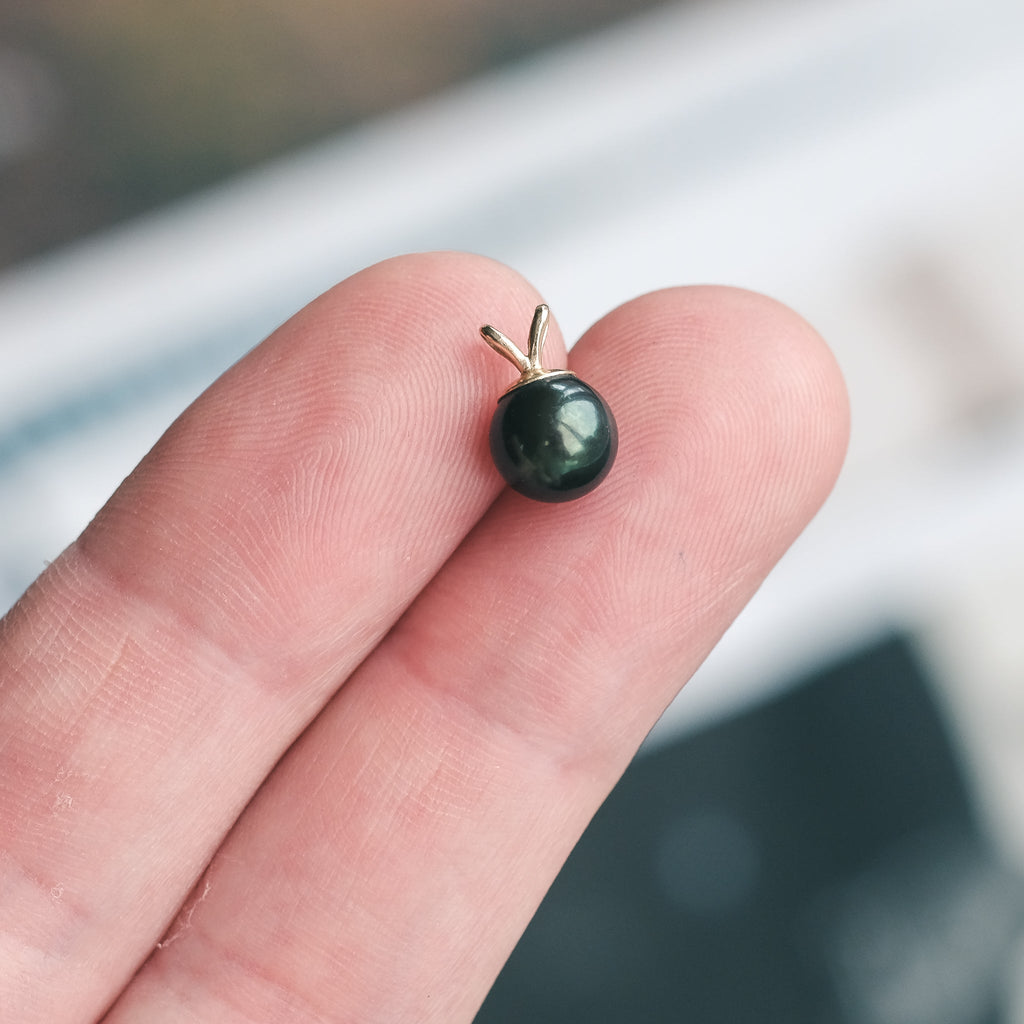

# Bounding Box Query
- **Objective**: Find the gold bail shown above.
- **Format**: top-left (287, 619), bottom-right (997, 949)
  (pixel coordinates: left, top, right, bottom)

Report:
top-left (480, 304), bottom-right (574, 393)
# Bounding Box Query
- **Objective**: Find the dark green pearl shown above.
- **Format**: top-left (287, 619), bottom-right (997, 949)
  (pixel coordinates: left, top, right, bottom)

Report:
top-left (489, 374), bottom-right (617, 503)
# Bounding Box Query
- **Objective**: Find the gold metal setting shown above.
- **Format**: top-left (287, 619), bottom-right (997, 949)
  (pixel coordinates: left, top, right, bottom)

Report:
top-left (480, 303), bottom-right (575, 396)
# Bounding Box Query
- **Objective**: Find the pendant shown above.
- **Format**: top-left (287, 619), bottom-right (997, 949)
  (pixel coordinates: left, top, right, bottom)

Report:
top-left (480, 304), bottom-right (617, 503)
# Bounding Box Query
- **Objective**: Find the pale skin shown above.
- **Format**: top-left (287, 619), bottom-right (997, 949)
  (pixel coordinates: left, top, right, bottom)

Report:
top-left (0, 252), bottom-right (849, 1022)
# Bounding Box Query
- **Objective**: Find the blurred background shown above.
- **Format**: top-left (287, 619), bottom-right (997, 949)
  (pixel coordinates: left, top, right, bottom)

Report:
top-left (2, 0), bottom-right (1024, 1018)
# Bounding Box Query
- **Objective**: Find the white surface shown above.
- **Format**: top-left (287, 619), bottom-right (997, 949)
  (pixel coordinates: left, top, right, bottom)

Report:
top-left (1, 0), bottom-right (1023, 750)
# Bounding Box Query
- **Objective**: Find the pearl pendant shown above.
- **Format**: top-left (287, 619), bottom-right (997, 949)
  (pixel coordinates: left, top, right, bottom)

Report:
top-left (480, 304), bottom-right (617, 503)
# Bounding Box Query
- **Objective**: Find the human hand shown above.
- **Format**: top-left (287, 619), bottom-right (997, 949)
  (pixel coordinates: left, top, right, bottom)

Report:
top-left (0, 252), bottom-right (848, 1022)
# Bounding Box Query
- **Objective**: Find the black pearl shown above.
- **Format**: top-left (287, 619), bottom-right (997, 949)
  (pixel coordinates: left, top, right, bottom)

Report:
top-left (489, 374), bottom-right (617, 503)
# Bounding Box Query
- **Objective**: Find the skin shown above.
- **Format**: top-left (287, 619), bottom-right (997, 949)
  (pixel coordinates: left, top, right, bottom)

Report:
top-left (0, 252), bottom-right (849, 1023)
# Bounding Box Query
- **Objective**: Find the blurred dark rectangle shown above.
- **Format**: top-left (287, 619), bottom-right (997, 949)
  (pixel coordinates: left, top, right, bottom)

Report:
top-left (477, 634), bottom-right (1022, 1023)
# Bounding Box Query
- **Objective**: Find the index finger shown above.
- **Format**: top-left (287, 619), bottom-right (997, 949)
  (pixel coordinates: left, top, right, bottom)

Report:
top-left (0, 252), bottom-right (557, 1023)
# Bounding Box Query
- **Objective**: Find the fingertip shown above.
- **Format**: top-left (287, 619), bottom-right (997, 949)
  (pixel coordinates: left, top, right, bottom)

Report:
top-left (571, 284), bottom-right (849, 543)
top-left (75, 251), bottom-right (563, 688)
